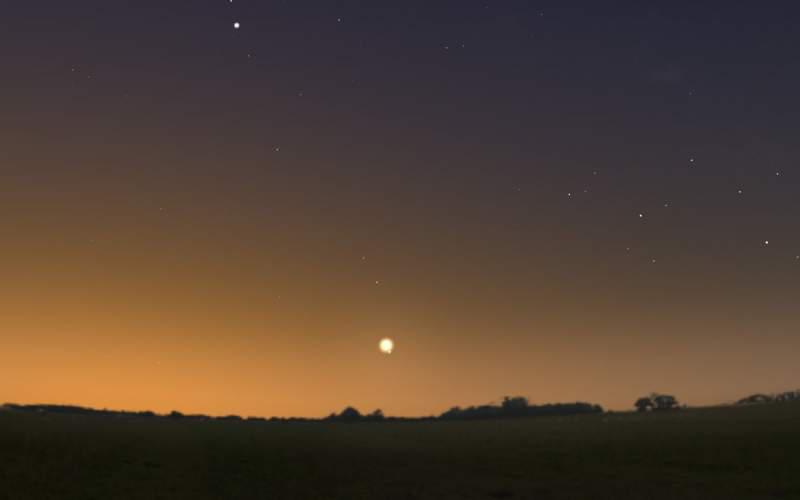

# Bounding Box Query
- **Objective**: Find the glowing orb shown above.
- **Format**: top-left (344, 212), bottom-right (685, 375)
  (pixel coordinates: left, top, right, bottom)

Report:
top-left (233, 22), bottom-right (241, 29)
top-left (379, 338), bottom-right (394, 354)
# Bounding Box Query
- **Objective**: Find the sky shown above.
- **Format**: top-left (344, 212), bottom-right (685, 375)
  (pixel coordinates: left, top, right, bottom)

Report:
top-left (2, 2), bottom-right (799, 418)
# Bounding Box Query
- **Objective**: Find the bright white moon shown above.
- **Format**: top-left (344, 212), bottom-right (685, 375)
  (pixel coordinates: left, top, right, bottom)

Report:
top-left (379, 338), bottom-right (394, 354)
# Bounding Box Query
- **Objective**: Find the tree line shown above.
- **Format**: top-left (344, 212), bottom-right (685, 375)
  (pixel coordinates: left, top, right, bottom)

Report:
top-left (438, 397), bottom-right (602, 420)
top-left (736, 390), bottom-right (800, 405)
top-left (5, 388), bottom-right (797, 423)
top-left (324, 397), bottom-right (604, 422)
top-left (2, 396), bottom-right (603, 423)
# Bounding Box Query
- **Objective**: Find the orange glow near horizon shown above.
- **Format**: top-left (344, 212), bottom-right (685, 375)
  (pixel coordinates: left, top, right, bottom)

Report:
top-left (3, 3), bottom-right (800, 419)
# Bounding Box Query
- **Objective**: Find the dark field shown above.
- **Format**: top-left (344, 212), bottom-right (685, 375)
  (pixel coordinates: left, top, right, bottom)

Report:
top-left (1, 403), bottom-right (799, 500)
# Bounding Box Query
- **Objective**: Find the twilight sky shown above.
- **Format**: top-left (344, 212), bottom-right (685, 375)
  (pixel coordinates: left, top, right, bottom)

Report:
top-left (2, 2), bottom-right (799, 417)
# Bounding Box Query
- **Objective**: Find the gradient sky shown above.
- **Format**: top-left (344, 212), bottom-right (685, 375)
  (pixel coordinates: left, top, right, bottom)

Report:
top-left (2, 2), bottom-right (799, 417)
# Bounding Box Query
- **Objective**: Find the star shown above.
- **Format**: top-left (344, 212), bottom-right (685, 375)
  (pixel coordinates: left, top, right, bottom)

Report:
top-left (233, 22), bottom-right (241, 29)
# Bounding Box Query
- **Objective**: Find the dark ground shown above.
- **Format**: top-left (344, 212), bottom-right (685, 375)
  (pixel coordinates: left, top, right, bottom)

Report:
top-left (1, 402), bottom-right (799, 499)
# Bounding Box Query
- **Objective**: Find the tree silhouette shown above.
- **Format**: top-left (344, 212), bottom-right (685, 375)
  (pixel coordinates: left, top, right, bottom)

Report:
top-left (333, 407), bottom-right (362, 422)
top-left (737, 393), bottom-right (773, 405)
top-left (365, 409), bottom-right (385, 421)
top-left (501, 396), bottom-right (529, 416)
top-left (634, 397), bottom-right (654, 412)
top-left (634, 394), bottom-right (680, 412)
top-left (440, 406), bottom-right (463, 419)
top-left (652, 394), bottom-right (679, 411)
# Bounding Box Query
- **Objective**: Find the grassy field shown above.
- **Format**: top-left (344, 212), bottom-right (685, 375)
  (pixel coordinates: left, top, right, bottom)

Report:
top-left (1, 402), bottom-right (799, 499)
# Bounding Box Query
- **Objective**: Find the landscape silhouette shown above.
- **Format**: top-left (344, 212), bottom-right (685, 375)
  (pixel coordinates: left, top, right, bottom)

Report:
top-left (2, 390), bottom-right (799, 498)
top-left (4, 1), bottom-right (800, 498)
